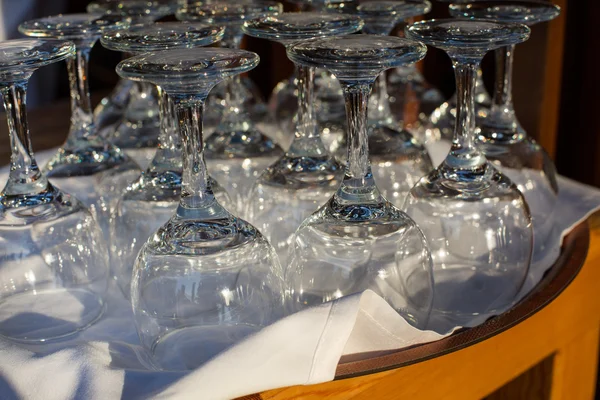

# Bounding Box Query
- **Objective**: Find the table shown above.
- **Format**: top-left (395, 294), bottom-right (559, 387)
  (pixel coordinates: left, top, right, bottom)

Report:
top-left (1, 94), bottom-right (597, 400)
top-left (241, 213), bottom-right (600, 400)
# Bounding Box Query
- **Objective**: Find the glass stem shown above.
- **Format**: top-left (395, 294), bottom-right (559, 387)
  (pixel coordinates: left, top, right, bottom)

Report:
top-left (444, 59), bottom-right (485, 170)
top-left (369, 74), bottom-right (393, 126)
top-left (172, 94), bottom-right (215, 212)
top-left (157, 87), bottom-right (178, 152)
top-left (146, 87), bottom-right (180, 177)
top-left (484, 45), bottom-right (522, 139)
top-left (66, 42), bottom-right (95, 144)
top-left (287, 64), bottom-right (328, 157)
top-left (336, 80), bottom-right (380, 203)
top-left (0, 80), bottom-right (49, 198)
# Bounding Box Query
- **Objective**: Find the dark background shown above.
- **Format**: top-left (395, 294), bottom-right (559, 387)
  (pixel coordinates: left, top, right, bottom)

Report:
top-left (1, 0), bottom-right (598, 189)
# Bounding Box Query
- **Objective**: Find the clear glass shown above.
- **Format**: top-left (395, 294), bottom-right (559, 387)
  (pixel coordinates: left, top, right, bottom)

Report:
top-left (404, 19), bottom-right (533, 331)
top-left (175, 0), bottom-right (285, 215)
top-left (387, 61), bottom-right (445, 134)
top-left (88, 0), bottom-right (175, 142)
top-left (98, 22), bottom-right (226, 170)
top-left (349, 0), bottom-right (434, 207)
top-left (0, 39), bottom-right (109, 342)
top-left (242, 12), bottom-right (362, 266)
top-left (102, 22), bottom-right (233, 298)
top-left (449, 0), bottom-right (561, 257)
top-left (19, 14), bottom-right (141, 238)
top-left (270, 1), bottom-right (349, 161)
top-left (420, 66), bottom-right (491, 143)
top-left (117, 47), bottom-right (285, 371)
top-left (286, 35), bottom-right (434, 329)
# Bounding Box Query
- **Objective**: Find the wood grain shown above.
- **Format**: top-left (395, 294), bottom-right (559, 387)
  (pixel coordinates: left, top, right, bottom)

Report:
top-left (538, 0), bottom-right (567, 160)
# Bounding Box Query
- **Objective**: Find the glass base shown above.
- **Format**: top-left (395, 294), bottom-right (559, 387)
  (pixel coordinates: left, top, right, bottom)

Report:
top-left (205, 129), bottom-right (283, 160)
top-left (0, 288), bottom-right (105, 343)
top-left (45, 140), bottom-right (139, 177)
top-left (149, 324), bottom-right (261, 371)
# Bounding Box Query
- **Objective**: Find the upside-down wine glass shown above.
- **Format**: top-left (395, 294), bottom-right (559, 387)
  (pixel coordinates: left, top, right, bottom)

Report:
top-left (175, 0), bottom-right (276, 138)
top-left (418, 1), bottom-right (492, 144)
top-left (449, 0), bottom-right (560, 257)
top-left (118, 47), bottom-right (285, 371)
top-left (177, 1), bottom-right (273, 136)
top-left (88, 0), bottom-right (175, 142)
top-left (271, 0), bottom-right (349, 157)
top-left (102, 22), bottom-right (233, 298)
top-left (404, 19), bottom-right (533, 330)
top-left (176, 0), bottom-right (285, 215)
top-left (242, 12), bottom-right (362, 266)
top-left (19, 14), bottom-right (141, 237)
top-left (0, 39), bottom-right (109, 342)
top-left (350, 0), bottom-right (434, 207)
top-left (287, 35), bottom-right (434, 329)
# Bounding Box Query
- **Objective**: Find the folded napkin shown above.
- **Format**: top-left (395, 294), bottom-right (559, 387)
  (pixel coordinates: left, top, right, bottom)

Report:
top-left (0, 148), bottom-right (599, 399)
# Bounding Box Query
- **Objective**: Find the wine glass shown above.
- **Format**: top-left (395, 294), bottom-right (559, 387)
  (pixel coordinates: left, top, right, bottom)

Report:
top-left (101, 22), bottom-right (234, 298)
top-left (286, 35), bottom-right (434, 329)
top-left (87, 0), bottom-right (176, 142)
top-left (242, 12), bottom-right (363, 267)
top-left (404, 19), bottom-right (533, 329)
top-left (418, 1), bottom-right (492, 144)
top-left (448, 0), bottom-right (560, 258)
top-left (117, 47), bottom-right (285, 371)
top-left (19, 14), bottom-right (141, 238)
top-left (175, 0), bottom-right (285, 215)
top-left (271, 1), bottom-right (349, 158)
top-left (350, 0), bottom-right (435, 207)
top-left (176, 1), bottom-right (274, 137)
top-left (0, 39), bottom-right (109, 342)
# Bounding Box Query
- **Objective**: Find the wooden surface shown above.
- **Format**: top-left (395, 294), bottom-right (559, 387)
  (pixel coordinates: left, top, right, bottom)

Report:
top-left (538, 0), bottom-right (568, 160)
top-left (243, 212), bottom-right (600, 400)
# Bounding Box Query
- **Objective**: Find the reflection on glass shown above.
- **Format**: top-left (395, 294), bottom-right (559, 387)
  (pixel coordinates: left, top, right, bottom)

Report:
top-left (450, 0), bottom-right (561, 256)
top-left (286, 35), bottom-right (434, 329)
top-left (0, 39), bottom-right (109, 342)
top-left (118, 47), bottom-right (285, 371)
top-left (242, 12), bottom-right (362, 266)
top-left (176, 0), bottom-right (285, 215)
top-left (102, 22), bottom-right (232, 299)
top-left (19, 14), bottom-right (141, 238)
top-left (404, 19), bottom-right (533, 330)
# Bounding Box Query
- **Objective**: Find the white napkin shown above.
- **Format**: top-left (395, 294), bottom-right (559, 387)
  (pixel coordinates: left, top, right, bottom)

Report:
top-left (0, 148), bottom-right (599, 399)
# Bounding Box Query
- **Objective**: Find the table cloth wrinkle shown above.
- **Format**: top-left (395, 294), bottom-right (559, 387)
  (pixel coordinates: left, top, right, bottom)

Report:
top-left (0, 146), bottom-right (599, 400)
